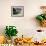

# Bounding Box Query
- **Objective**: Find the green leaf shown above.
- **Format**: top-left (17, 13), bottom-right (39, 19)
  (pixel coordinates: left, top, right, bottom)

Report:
top-left (36, 15), bottom-right (44, 21)
top-left (44, 15), bottom-right (46, 20)
top-left (5, 26), bottom-right (18, 39)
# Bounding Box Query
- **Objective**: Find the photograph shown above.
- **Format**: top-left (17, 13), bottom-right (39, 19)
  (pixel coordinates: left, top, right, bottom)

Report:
top-left (11, 6), bottom-right (24, 17)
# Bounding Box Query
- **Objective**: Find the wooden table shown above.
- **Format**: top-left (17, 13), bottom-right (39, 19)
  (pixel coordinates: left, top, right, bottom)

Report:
top-left (14, 43), bottom-right (46, 46)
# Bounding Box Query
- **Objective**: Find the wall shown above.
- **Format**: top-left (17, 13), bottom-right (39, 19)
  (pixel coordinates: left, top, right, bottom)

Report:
top-left (0, 0), bottom-right (46, 39)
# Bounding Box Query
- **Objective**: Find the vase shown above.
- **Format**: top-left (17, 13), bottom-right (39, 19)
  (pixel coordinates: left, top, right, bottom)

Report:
top-left (11, 36), bottom-right (17, 44)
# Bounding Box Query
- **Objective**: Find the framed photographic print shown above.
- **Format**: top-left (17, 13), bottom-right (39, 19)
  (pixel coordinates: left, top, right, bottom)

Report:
top-left (11, 6), bottom-right (24, 17)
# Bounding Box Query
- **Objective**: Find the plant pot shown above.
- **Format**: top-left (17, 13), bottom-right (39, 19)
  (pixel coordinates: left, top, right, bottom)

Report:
top-left (11, 36), bottom-right (17, 44)
top-left (40, 20), bottom-right (46, 27)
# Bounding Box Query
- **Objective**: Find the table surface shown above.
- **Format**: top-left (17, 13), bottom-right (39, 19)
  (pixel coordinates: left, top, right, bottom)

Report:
top-left (14, 43), bottom-right (46, 46)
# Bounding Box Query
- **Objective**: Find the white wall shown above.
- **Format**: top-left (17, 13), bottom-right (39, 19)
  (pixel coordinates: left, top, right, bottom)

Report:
top-left (0, 0), bottom-right (46, 38)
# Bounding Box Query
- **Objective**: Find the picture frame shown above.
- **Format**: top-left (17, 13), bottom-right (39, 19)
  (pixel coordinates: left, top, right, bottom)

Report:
top-left (11, 6), bottom-right (24, 17)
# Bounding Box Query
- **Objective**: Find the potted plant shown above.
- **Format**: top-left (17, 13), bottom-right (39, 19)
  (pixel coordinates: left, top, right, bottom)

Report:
top-left (36, 14), bottom-right (46, 27)
top-left (5, 26), bottom-right (18, 43)
top-left (36, 6), bottom-right (46, 27)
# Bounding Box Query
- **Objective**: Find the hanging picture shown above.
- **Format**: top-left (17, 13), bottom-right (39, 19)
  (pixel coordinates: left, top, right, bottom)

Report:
top-left (11, 6), bottom-right (24, 17)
